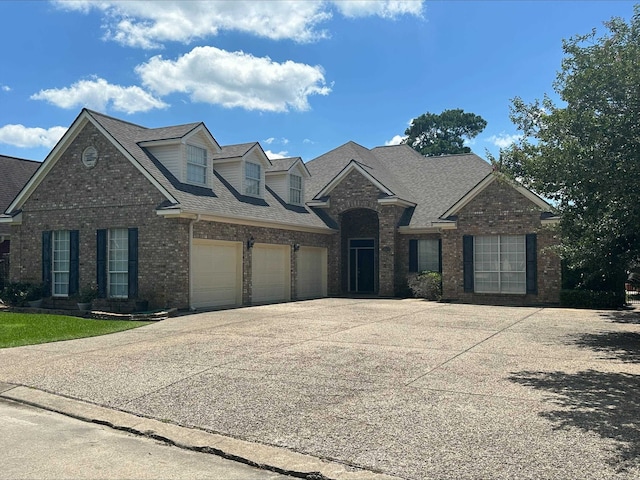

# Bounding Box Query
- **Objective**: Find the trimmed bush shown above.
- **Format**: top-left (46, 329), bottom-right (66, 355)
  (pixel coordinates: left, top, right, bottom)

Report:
top-left (560, 289), bottom-right (625, 309)
top-left (0, 282), bottom-right (33, 306)
top-left (407, 271), bottom-right (442, 301)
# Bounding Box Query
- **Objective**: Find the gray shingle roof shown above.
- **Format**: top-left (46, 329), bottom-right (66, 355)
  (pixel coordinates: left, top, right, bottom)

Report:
top-left (86, 110), bottom-right (334, 231)
top-left (305, 141), bottom-right (493, 228)
top-left (266, 157), bottom-right (300, 172)
top-left (211, 143), bottom-right (257, 160)
top-left (0, 155), bottom-right (40, 236)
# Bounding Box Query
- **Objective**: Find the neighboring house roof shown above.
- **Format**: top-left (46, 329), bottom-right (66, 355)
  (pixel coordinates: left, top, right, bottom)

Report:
top-left (2, 109), bottom-right (334, 233)
top-left (306, 142), bottom-right (550, 230)
top-left (0, 155), bottom-right (40, 237)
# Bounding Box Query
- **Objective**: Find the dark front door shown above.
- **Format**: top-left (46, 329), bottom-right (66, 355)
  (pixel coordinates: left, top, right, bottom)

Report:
top-left (349, 239), bottom-right (375, 293)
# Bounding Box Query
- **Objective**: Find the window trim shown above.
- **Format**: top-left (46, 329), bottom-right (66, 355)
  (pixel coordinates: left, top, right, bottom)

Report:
top-left (244, 161), bottom-right (261, 197)
top-left (289, 173), bottom-right (303, 205)
top-left (108, 228), bottom-right (129, 299)
top-left (52, 230), bottom-right (70, 297)
top-left (417, 238), bottom-right (441, 273)
top-left (186, 144), bottom-right (207, 186)
top-left (473, 234), bottom-right (526, 295)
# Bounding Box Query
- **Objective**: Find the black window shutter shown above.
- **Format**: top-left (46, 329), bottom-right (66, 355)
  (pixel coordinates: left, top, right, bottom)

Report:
top-left (42, 231), bottom-right (52, 297)
top-left (463, 235), bottom-right (474, 293)
top-left (96, 229), bottom-right (107, 298)
top-left (409, 239), bottom-right (418, 272)
top-left (69, 230), bottom-right (79, 296)
top-left (526, 233), bottom-right (538, 294)
top-left (438, 239), bottom-right (443, 273)
top-left (128, 228), bottom-right (138, 299)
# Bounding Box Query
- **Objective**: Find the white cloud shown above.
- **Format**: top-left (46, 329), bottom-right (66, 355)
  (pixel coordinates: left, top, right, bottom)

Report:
top-left (385, 134), bottom-right (406, 146)
top-left (333, 0), bottom-right (424, 19)
top-left (54, 0), bottom-right (424, 48)
top-left (264, 149), bottom-right (289, 160)
top-left (136, 46), bottom-right (331, 112)
top-left (55, 0), bottom-right (331, 48)
top-left (0, 124), bottom-right (67, 149)
top-left (303, 138), bottom-right (315, 144)
top-left (264, 137), bottom-right (290, 145)
top-left (1, 85), bottom-right (10, 92)
top-left (31, 77), bottom-right (167, 114)
top-left (487, 133), bottom-right (522, 149)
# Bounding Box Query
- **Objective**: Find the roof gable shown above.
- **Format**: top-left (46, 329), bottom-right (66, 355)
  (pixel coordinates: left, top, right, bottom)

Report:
top-left (441, 173), bottom-right (552, 218)
top-left (4, 110), bottom-right (181, 215)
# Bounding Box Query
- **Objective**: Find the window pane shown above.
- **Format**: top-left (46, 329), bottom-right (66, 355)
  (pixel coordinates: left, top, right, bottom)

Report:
top-left (290, 174), bottom-right (302, 204)
top-left (245, 162), bottom-right (261, 195)
top-left (474, 235), bottom-right (526, 294)
top-left (52, 230), bottom-right (70, 296)
top-left (475, 272), bottom-right (499, 293)
top-left (417, 239), bottom-right (440, 272)
top-left (109, 229), bottom-right (128, 298)
top-left (186, 145), bottom-right (207, 184)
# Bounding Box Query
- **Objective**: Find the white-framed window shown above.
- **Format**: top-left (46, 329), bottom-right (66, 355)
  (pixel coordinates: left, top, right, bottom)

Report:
top-left (417, 239), bottom-right (440, 272)
top-left (108, 228), bottom-right (128, 298)
top-left (289, 174), bottom-right (302, 205)
top-left (186, 144), bottom-right (207, 185)
top-left (245, 162), bottom-right (261, 196)
top-left (52, 230), bottom-right (70, 296)
top-left (474, 235), bottom-right (526, 294)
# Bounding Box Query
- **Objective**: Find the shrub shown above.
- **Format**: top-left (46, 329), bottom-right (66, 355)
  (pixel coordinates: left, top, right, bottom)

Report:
top-left (559, 289), bottom-right (625, 309)
top-left (407, 271), bottom-right (442, 301)
top-left (0, 282), bottom-right (37, 306)
top-left (77, 284), bottom-right (98, 303)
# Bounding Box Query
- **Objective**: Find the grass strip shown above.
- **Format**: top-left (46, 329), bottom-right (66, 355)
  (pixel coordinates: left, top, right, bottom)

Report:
top-left (0, 312), bottom-right (152, 348)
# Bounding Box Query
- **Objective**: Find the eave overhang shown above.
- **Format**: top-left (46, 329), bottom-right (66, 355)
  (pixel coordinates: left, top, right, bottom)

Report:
top-left (156, 208), bottom-right (337, 235)
top-left (398, 221), bottom-right (458, 234)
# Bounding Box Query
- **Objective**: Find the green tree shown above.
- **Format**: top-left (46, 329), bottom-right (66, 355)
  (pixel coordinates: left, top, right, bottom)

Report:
top-left (402, 109), bottom-right (487, 156)
top-left (497, 6), bottom-right (640, 294)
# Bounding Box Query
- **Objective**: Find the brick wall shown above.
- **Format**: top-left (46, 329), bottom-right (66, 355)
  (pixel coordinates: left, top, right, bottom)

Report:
top-left (9, 122), bottom-right (191, 309)
top-left (441, 178), bottom-right (561, 304)
top-left (322, 169), bottom-right (405, 296)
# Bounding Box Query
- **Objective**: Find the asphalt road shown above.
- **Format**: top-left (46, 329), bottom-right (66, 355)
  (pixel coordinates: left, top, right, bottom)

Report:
top-left (0, 398), bottom-right (290, 480)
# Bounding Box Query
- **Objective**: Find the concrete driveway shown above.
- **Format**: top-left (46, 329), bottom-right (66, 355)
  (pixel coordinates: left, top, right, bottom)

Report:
top-left (1, 299), bottom-right (640, 479)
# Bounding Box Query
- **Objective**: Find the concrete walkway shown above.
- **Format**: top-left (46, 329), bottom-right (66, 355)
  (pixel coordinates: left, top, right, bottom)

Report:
top-left (1, 298), bottom-right (640, 479)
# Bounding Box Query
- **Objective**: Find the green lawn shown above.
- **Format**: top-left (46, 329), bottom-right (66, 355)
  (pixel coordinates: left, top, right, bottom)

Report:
top-left (0, 312), bottom-right (153, 348)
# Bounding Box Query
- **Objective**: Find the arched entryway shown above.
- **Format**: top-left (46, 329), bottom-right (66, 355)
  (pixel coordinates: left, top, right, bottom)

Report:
top-left (340, 208), bottom-right (379, 294)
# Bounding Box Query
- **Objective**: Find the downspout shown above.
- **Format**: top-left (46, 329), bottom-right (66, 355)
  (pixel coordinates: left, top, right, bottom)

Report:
top-left (188, 214), bottom-right (201, 310)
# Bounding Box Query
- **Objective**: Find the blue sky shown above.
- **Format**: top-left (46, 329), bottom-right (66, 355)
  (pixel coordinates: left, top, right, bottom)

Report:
top-left (0, 1), bottom-right (635, 163)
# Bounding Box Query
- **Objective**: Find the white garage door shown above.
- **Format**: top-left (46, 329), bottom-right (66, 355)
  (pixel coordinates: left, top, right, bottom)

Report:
top-left (252, 243), bottom-right (291, 304)
top-left (296, 246), bottom-right (327, 299)
top-left (191, 239), bottom-right (242, 309)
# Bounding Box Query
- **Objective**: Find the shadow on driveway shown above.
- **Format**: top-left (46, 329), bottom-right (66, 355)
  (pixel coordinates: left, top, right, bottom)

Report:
top-left (509, 369), bottom-right (640, 472)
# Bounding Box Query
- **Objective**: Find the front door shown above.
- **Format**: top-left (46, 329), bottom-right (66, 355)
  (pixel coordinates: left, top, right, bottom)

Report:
top-left (349, 238), bottom-right (375, 293)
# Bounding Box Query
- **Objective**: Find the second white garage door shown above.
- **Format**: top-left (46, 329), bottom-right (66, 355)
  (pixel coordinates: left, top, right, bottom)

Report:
top-left (252, 243), bottom-right (291, 304)
top-left (191, 239), bottom-right (242, 309)
top-left (296, 246), bottom-right (327, 299)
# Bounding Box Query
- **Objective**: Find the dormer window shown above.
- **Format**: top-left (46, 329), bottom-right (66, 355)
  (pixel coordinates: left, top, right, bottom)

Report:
top-left (245, 162), bottom-right (261, 196)
top-left (187, 145), bottom-right (207, 185)
top-left (290, 174), bottom-right (302, 205)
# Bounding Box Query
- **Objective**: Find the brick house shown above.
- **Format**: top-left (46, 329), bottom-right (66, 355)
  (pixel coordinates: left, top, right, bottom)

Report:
top-left (0, 109), bottom-right (560, 310)
top-left (0, 155), bottom-right (40, 255)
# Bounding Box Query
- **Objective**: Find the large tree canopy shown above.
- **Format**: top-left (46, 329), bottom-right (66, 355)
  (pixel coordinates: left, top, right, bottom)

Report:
top-left (402, 109), bottom-right (487, 156)
top-left (497, 6), bottom-right (640, 292)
